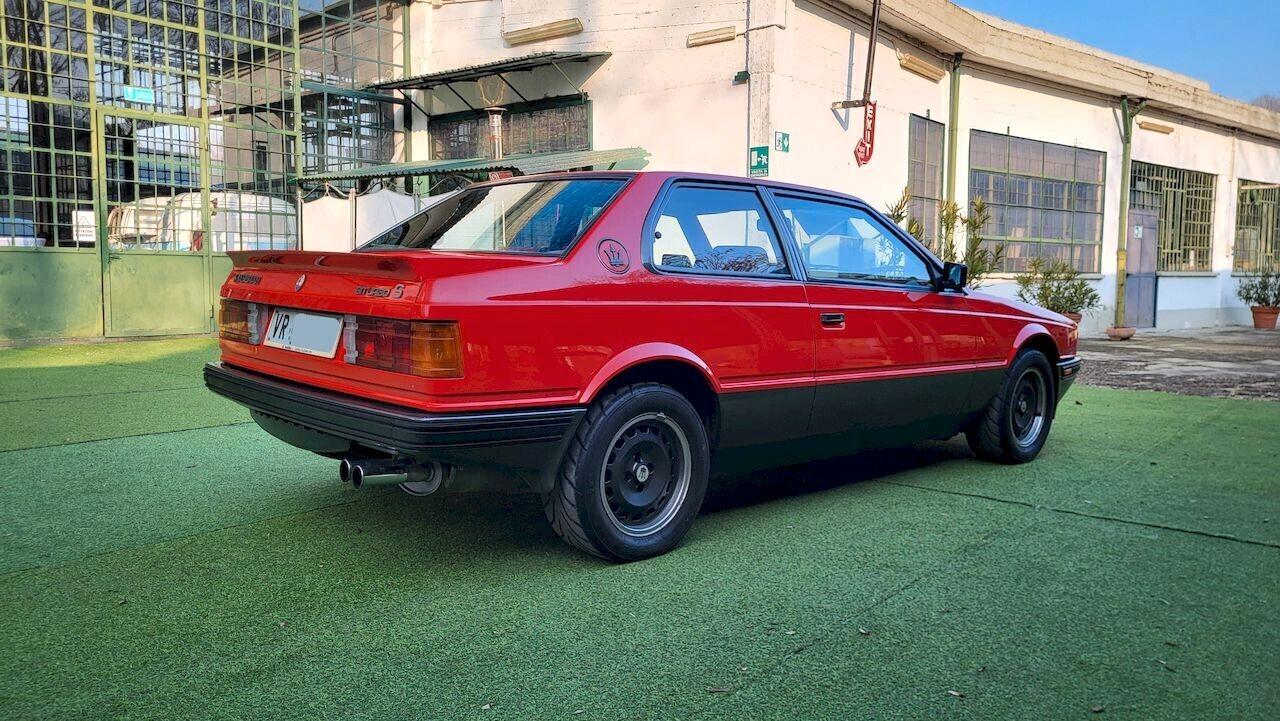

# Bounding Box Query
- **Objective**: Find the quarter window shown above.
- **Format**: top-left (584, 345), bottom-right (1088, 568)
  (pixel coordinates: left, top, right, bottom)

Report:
top-left (773, 195), bottom-right (931, 286)
top-left (651, 186), bottom-right (788, 276)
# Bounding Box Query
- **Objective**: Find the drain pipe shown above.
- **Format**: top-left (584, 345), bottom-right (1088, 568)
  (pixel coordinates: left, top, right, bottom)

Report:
top-left (1113, 96), bottom-right (1148, 330)
top-left (944, 53), bottom-right (962, 208)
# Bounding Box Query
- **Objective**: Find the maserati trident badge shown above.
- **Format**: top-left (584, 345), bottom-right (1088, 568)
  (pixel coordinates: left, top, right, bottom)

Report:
top-left (295, 274), bottom-right (307, 291)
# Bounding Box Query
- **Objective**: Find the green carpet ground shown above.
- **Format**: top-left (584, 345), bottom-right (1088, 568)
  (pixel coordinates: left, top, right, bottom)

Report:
top-left (1, 339), bottom-right (1277, 720)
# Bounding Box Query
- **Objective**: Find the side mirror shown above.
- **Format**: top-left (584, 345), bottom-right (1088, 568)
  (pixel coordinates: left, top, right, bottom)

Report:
top-left (941, 261), bottom-right (968, 290)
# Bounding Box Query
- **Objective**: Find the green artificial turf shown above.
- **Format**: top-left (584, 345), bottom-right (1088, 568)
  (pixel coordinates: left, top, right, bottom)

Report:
top-left (1, 339), bottom-right (1278, 720)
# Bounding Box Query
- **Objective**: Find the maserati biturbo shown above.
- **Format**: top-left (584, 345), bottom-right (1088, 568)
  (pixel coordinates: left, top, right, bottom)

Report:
top-left (206, 171), bottom-right (1080, 561)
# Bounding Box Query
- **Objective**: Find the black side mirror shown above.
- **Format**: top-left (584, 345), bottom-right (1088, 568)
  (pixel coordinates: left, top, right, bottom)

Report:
top-left (941, 261), bottom-right (968, 290)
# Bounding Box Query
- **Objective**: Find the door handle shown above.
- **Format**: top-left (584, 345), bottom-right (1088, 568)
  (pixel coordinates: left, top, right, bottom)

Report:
top-left (108, 252), bottom-right (122, 261)
top-left (820, 312), bottom-right (845, 327)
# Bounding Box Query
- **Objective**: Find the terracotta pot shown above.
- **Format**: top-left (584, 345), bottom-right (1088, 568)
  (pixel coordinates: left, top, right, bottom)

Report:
top-left (1106, 326), bottom-right (1136, 341)
top-left (1064, 312), bottom-right (1083, 325)
top-left (1251, 306), bottom-right (1280, 330)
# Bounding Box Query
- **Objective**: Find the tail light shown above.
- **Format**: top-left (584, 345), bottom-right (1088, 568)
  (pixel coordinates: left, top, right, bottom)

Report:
top-left (218, 299), bottom-right (251, 342)
top-left (347, 317), bottom-right (462, 378)
top-left (218, 299), bottom-right (264, 344)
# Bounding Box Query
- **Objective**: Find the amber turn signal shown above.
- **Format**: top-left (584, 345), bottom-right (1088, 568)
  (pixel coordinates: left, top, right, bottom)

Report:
top-left (350, 317), bottom-right (462, 378)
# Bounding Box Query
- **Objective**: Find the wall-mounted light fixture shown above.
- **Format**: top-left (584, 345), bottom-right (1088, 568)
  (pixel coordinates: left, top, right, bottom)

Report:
top-left (1137, 120), bottom-right (1175, 135)
top-left (687, 26), bottom-right (738, 48)
top-left (503, 18), bottom-right (583, 46)
top-left (897, 53), bottom-right (946, 82)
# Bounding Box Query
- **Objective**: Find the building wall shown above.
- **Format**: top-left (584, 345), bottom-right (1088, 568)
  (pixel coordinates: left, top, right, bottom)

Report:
top-left (422, 0), bottom-right (752, 176)
top-left (411, 0), bottom-right (1279, 335)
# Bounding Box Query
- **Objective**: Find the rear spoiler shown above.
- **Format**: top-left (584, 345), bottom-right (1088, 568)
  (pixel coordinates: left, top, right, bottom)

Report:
top-left (226, 250), bottom-right (418, 280)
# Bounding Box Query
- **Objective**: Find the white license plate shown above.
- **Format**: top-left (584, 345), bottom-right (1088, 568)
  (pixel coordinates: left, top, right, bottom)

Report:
top-left (264, 309), bottom-right (342, 358)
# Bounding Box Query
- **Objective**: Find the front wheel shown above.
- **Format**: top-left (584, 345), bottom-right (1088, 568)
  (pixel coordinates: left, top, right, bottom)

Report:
top-left (967, 349), bottom-right (1055, 464)
top-left (544, 383), bottom-right (710, 562)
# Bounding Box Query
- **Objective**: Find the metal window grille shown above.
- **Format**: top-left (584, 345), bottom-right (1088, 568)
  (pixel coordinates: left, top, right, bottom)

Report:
top-left (968, 129), bottom-right (1105, 273)
top-left (429, 101), bottom-right (590, 161)
top-left (1129, 160), bottom-right (1216, 272)
top-left (1234, 181), bottom-right (1280, 272)
top-left (906, 114), bottom-right (943, 245)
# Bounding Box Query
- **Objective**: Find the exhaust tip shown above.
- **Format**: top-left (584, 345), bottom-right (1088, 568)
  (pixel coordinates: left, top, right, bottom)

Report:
top-left (338, 458), bottom-right (353, 483)
top-left (351, 464), bottom-right (365, 489)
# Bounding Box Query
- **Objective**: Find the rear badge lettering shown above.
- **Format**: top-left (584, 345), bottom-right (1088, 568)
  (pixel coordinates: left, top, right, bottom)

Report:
top-left (598, 239), bottom-right (630, 273)
top-left (355, 284), bottom-right (405, 299)
top-left (233, 273), bottom-right (261, 285)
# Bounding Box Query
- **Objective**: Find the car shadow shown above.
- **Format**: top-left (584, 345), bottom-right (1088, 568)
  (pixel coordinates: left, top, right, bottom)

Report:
top-left (700, 438), bottom-right (974, 516)
top-left (311, 437), bottom-right (979, 570)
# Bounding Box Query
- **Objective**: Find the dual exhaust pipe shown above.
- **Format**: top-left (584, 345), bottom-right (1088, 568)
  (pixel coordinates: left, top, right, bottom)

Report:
top-left (338, 457), bottom-right (406, 489)
top-left (339, 457), bottom-right (450, 495)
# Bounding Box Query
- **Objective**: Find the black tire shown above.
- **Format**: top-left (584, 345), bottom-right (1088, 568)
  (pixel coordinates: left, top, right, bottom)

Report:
top-left (966, 349), bottom-right (1055, 464)
top-left (543, 383), bottom-right (710, 562)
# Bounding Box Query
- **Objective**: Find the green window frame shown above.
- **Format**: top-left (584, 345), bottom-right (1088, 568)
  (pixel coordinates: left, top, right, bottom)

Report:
top-left (907, 114), bottom-right (944, 245)
top-left (968, 129), bottom-right (1106, 273)
top-left (1129, 160), bottom-right (1216, 272)
top-left (1233, 180), bottom-right (1279, 273)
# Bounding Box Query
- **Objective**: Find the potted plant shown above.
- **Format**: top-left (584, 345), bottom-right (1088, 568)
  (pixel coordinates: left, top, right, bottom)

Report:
top-left (1237, 268), bottom-right (1280, 330)
top-left (1015, 258), bottom-right (1101, 325)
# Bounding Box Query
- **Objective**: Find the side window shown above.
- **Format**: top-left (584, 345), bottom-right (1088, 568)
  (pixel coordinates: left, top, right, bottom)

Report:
top-left (651, 185), bottom-right (789, 276)
top-left (773, 195), bottom-right (932, 285)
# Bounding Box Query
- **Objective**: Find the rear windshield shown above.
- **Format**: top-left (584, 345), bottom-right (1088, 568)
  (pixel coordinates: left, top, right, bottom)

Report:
top-left (359, 178), bottom-right (627, 255)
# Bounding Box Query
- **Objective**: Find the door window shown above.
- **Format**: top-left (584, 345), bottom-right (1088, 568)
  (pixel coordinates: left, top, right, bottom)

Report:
top-left (651, 185), bottom-right (788, 276)
top-left (773, 195), bottom-right (932, 286)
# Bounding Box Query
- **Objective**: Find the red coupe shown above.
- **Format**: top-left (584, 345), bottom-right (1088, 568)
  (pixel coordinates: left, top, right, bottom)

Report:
top-left (206, 171), bottom-right (1080, 561)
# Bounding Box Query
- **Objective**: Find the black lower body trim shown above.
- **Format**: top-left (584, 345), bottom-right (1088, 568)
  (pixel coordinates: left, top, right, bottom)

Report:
top-left (204, 362), bottom-right (584, 469)
top-left (1056, 357), bottom-right (1082, 402)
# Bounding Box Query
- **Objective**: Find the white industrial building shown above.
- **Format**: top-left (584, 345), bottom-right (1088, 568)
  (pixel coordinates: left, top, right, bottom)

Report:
top-left (310, 0), bottom-right (1279, 335)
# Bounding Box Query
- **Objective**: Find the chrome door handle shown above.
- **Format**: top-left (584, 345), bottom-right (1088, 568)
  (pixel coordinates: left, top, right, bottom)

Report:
top-left (820, 312), bottom-right (845, 326)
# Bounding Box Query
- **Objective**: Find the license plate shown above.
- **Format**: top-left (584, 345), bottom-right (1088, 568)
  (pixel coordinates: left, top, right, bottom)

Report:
top-left (264, 309), bottom-right (342, 358)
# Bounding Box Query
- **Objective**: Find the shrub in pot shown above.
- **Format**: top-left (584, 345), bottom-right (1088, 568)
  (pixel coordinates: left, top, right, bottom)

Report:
top-left (1237, 268), bottom-right (1280, 330)
top-left (1015, 258), bottom-right (1101, 324)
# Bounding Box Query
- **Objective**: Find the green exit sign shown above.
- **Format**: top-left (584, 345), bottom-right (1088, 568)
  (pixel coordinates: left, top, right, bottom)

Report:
top-left (121, 85), bottom-right (156, 104)
top-left (749, 145), bottom-right (769, 177)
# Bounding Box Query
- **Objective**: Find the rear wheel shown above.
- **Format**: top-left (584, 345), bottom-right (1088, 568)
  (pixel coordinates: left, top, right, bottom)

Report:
top-left (544, 383), bottom-right (710, 561)
top-left (966, 349), bottom-right (1055, 464)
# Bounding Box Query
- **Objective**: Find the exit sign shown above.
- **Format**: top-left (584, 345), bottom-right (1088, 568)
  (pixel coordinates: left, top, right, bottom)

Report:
top-left (121, 86), bottom-right (156, 104)
top-left (749, 145), bottom-right (769, 177)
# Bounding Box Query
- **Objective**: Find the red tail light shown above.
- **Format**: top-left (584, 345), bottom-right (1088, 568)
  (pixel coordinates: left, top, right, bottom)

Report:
top-left (218, 299), bottom-right (252, 343)
top-left (348, 317), bottom-right (462, 378)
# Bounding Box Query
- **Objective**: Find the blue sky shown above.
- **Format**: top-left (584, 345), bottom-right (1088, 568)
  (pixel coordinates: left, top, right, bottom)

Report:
top-left (960, 1), bottom-right (1278, 103)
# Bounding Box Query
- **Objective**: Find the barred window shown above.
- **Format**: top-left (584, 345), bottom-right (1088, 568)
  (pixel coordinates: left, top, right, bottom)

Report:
top-left (968, 130), bottom-right (1105, 273)
top-left (907, 115), bottom-right (944, 244)
top-left (1233, 181), bottom-right (1279, 273)
top-left (1130, 161), bottom-right (1216, 272)
top-left (429, 101), bottom-right (590, 161)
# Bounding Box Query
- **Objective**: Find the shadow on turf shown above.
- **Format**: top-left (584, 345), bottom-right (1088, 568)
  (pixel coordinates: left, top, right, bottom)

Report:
top-left (309, 438), bottom-right (975, 565)
top-left (701, 438), bottom-right (973, 515)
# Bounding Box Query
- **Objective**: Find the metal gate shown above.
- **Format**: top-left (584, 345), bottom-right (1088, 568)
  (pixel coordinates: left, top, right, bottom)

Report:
top-left (1124, 207), bottom-right (1158, 328)
top-left (97, 111), bottom-right (211, 336)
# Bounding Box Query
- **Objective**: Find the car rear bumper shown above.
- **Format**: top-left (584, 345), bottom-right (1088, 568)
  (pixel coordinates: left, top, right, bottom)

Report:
top-left (1056, 357), bottom-right (1082, 401)
top-left (204, 362), bottom-right (584, 469)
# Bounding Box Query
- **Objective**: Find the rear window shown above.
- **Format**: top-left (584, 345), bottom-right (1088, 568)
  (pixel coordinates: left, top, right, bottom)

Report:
top-left (359, 178), bottom-right (626, 255)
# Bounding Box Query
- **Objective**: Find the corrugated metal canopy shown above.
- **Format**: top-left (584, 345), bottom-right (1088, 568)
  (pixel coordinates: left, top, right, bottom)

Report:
top-left (296, 147), bottom-right (648, 184)
top-left (366, 52), bottom-right (610, 91)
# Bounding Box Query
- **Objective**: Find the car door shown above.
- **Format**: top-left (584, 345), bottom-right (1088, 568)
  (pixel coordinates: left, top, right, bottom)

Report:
top-left (766, 191), bottom-right (980, 443)
top-left (643, 181), bottom-right (814, 452)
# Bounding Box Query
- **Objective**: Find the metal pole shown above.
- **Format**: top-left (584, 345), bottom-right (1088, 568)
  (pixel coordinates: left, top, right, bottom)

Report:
top-left (860, 0), bottom-right (882, 106)
top-left (944, 53), bottom-right (962, 207)
top-left (1113, 96), bottom-right (1147, 329)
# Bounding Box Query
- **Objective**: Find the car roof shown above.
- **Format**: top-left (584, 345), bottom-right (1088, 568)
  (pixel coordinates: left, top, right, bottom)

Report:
top-left (474, 170), bottom-right (872, 207)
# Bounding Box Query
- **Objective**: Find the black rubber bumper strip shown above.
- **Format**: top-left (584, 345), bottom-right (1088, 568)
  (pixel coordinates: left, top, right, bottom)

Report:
top-left (1057, 357), bottom-right (1083, 380)
top-left (204, 362), bottom-right (584, 453)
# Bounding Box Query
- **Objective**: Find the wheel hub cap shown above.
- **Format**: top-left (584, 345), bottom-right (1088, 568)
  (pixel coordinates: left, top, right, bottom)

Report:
top-left (600, 413), bottom-right (692, 537)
